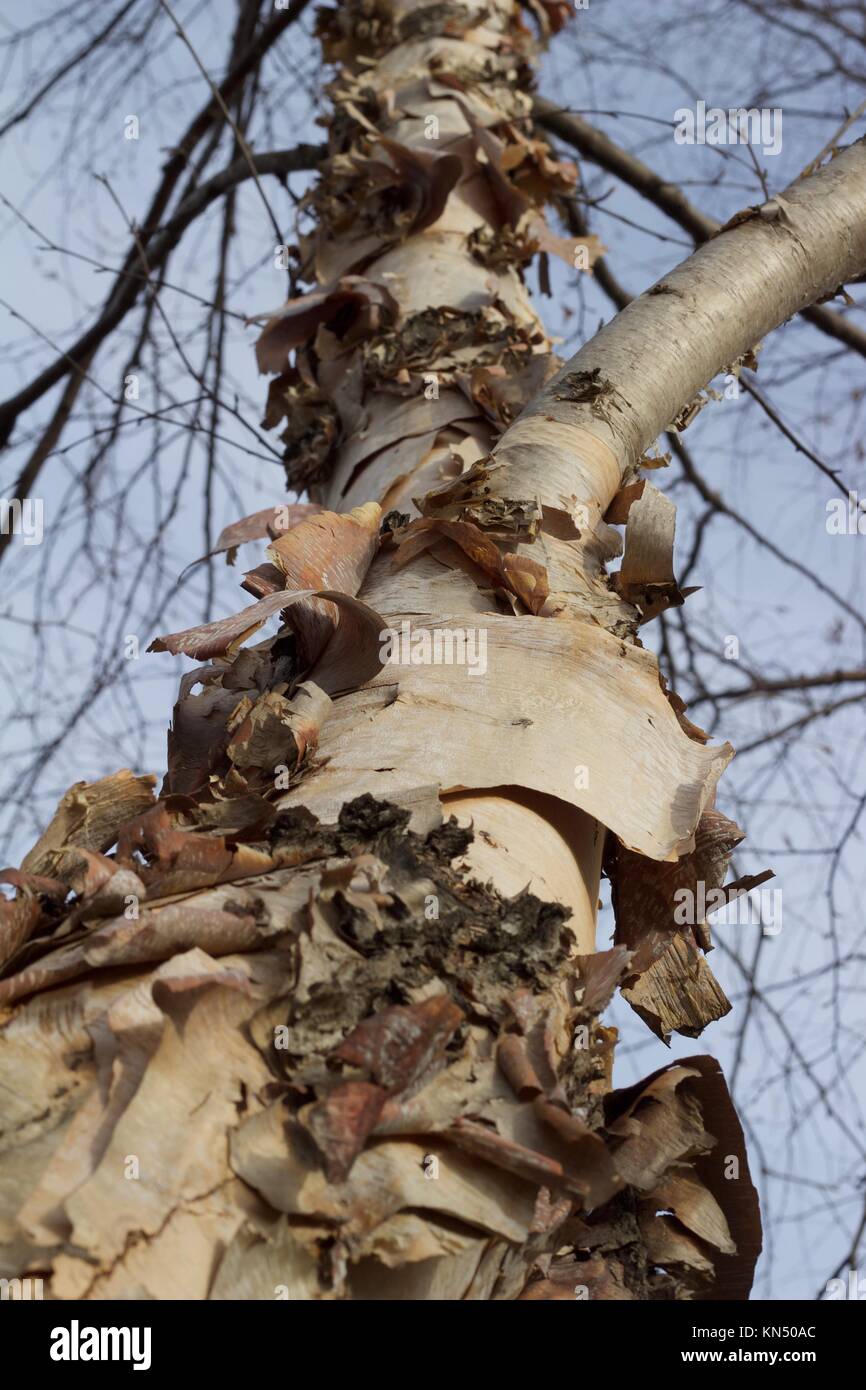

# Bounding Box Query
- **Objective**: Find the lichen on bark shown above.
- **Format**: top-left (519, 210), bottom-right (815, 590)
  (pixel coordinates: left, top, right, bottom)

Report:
top-left (0, 0), bottom-right (798, 1301)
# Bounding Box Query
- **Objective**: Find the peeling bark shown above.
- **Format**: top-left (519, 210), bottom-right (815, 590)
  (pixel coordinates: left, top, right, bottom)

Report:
top-left (0, 795), bottom-right (757, 1299)
top-left (4, 0), bottom-right (865, 1301)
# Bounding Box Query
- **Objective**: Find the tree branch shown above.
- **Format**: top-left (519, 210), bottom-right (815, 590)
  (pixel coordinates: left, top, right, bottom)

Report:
top-left (534, 97), bottom-right (866, 361)
top-left (0, 0), bottom-right (313, 449)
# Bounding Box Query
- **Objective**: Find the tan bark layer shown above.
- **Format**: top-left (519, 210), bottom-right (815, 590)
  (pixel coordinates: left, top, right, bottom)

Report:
top-left (0, 793), bottom-right (758, 1300)
top-left (23, 0), bottom-right (866, 1300)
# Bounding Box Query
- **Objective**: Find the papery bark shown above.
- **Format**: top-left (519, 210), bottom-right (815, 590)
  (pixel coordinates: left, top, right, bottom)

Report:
top-left (6, 0), bottom-right (866, 1302)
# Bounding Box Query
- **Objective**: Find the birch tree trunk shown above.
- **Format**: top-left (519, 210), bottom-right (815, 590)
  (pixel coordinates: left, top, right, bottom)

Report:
top-left (2, 0), bottom-right (865, 1301)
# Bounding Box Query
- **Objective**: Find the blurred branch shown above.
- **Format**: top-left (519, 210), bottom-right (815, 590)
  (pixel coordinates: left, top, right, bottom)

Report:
top-left (0, 141), bottom-right (322, 568)
top-left (0, 0), bottom-right (140, 139)
top-left (0, 0), bottom-right (313, 451)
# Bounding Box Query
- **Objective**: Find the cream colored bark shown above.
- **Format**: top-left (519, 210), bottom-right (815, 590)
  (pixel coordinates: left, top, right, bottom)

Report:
top-left (2, 0), bottom-right (864, 1301)
top-left (279, 0), bottom-right (866, 932)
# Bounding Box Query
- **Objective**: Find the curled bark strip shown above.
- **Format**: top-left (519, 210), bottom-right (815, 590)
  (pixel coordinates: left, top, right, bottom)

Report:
top-left (21, 770), bottom-right (157, 878)
top-left (277, 614), bottom-right (733, 861)
top-left (609, 806), bottom-right (749, 974)
top-left (213, 503), bottom-right (324, 560)
top-left (149, 587), bottom-right (385, 697)
top-left (621, 933), bottom-right (732, 1042)
top-left (253, 277), bottom-right (399, 374)
top-left (180, 504), bottom-right (325, 576)
top-left (0, 868), bottom-right (67, 898)
top-left (0, 895), bottom-right (44, 973)
top-left (611, 481), bottom-right (691, 623)
top-left (392, 515), bottom-right (552, 613)
top-left (267, 502), bottom-right (382, 668)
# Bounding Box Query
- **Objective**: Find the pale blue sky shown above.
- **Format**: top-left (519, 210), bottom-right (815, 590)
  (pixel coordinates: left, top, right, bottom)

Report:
top-left (1, 0), bottom-right (864, 1300)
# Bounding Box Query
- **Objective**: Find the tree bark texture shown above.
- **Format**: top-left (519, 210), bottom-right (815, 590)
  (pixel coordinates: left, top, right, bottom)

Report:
top-left (3, 0), bottom-right (865, 1300)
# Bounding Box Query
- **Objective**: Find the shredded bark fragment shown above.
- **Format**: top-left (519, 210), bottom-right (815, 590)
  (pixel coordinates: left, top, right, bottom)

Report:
top-left (0, 0), bottom-right (769, 1302)
top-left (1, 795), bottom-right (759, 1298)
